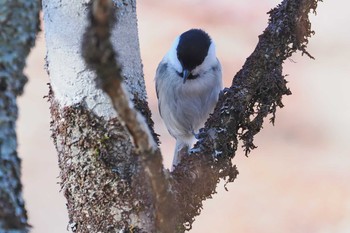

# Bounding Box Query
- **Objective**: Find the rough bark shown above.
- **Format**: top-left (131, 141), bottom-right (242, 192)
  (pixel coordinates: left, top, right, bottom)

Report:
top-left (49, 96), bottom-right (155, 232)
top-left (0, 0), bottom-right (40, 232)
top-left (44, 0), bottom-right (321, 232)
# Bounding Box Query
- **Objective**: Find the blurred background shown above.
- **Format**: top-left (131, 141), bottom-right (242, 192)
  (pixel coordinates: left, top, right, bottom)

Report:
top-left (19, 0), bottom-right (350, 232)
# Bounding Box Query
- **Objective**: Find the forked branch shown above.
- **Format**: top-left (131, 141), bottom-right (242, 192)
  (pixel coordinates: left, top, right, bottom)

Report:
top-left (82, 0), bottom-right (321, 232)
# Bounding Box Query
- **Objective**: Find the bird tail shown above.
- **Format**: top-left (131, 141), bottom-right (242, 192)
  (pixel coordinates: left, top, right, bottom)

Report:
top-left (172, 140), bottom-right (190, 171)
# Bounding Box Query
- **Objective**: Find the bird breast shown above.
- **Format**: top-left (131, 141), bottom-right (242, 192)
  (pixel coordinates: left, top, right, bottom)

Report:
top-left (157, 62), bottom-right (222, 141)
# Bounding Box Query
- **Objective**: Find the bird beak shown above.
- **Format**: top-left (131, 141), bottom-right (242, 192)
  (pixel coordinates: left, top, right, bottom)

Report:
top-left (182, 69), bottom-right (190, 84)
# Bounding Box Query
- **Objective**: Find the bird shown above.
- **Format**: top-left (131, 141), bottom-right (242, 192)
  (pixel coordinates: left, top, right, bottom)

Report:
top-left (155, 29), bottom-right (222, 170)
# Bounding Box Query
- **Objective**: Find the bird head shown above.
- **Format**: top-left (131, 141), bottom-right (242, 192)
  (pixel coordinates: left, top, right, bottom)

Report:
top-left (167, 29), bottom-right (218, 84)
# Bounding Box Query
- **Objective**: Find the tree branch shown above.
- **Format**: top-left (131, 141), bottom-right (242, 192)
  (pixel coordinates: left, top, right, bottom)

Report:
top-left (172, 0), bottom-right (322, 230)
top-left (81, 0), bottom-right (177, 232)
top-left (82, 0), bottom-right (154, 152)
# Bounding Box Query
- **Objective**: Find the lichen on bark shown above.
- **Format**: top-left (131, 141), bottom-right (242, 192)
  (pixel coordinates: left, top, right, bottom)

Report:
top-left (49, 88), bottom-right (155, 232)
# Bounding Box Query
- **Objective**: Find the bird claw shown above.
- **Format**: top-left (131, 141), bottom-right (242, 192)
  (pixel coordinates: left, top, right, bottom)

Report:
top-left (192, 130), bottom-right (200, 140)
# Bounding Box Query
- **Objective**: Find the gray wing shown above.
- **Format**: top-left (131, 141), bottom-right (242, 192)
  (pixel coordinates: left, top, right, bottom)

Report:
top-left (155, 61), bottom-right (169, 117)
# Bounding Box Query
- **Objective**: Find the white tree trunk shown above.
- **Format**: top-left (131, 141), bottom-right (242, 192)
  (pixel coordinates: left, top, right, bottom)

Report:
top-left (43, 0), bottom-right (155, 232)
top-left (43, 0), bottom-right (146, 118)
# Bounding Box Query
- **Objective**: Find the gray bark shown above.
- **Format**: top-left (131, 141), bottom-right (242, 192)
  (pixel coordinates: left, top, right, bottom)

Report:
top-left (0, 0), bottom-right (40, 232)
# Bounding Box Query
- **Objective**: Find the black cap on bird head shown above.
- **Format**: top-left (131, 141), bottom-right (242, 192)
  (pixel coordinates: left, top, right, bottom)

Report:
top-left (176, 29), bottom-right (211, 83)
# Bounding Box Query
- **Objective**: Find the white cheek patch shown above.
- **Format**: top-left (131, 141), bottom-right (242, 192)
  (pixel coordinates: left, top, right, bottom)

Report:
top-left (165, 36), bottom-right (183, 73)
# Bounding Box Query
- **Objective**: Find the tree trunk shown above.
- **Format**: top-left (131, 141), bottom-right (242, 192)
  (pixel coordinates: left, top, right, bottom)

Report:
top-left (0, 0), bottom-right (40, 232)
top-left (43, 0), bottom-right (156, 232)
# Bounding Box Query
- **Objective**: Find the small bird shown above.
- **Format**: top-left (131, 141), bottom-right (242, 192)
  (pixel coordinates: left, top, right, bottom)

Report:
top-left (155, 29), bottom-right (223, 169)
